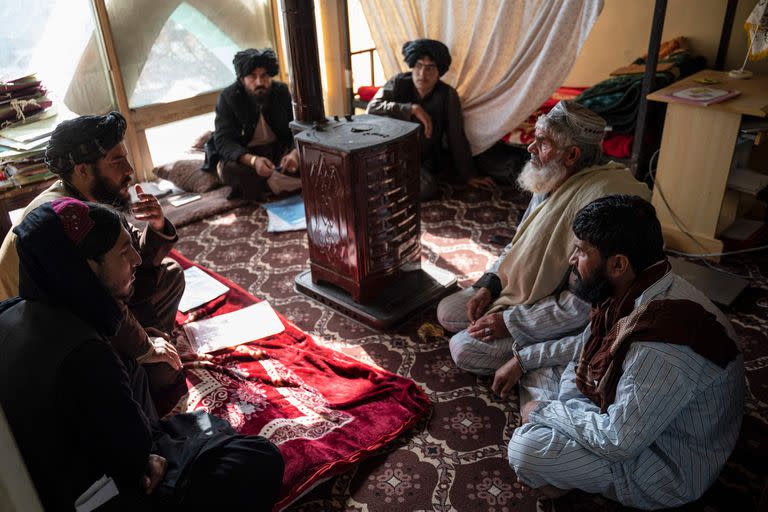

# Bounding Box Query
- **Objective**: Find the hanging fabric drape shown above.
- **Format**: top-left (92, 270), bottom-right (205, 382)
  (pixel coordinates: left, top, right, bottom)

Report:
top-left (359, 0), bottom-right (603, 155)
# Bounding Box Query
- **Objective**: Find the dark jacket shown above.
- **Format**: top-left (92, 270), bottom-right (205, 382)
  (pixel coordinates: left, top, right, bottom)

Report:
top-left (367, 72), bottom-right (476, 182)
top-left (0, 203), bottom-right (268, 510)
top-left (205, 80), bottom-right (294, 170)
top-left (0, 179), bottom-right (179, 359)
top-left (0, 300), bottom-right (153, 510)
top-left (0, 203), bottom-right (152, 510)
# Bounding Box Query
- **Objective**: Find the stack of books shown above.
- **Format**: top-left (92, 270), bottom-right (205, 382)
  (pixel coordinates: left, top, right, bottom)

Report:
top-left (0, 74), bottom-right (53, 130)
top-left (0, 73), bottom-right (76, 191)
top-left (0, 139), bottom-right (55, 191)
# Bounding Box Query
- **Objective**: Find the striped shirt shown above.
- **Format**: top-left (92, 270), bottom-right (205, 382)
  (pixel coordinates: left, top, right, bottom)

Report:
top-left (512, 271), bottom-right (744, 509)
top-left (489, 193), bottom-right (591, 345)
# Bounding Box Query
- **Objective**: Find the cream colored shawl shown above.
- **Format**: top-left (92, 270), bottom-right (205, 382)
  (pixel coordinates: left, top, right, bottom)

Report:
top-left (489, 162), bottom-right (650, 311)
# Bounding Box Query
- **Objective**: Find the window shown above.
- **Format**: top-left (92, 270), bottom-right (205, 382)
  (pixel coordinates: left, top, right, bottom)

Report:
top-left (105, 1), bottom-right (278, 109)
top-left (145, 112), bottom-right (214, 166)
top-left (0, 0), bottom-right (113, 115)
top-left (346, 0), bottom-right (385, 94)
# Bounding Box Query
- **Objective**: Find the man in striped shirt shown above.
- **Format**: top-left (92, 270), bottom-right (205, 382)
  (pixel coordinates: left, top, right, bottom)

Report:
top-left (505, 195), bottom-right (743, 509)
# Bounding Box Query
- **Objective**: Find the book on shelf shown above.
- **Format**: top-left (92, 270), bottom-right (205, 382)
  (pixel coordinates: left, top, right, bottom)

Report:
top-left (0, 74), bottom-right (42, 94)
top-left (12, 170), bottom-right (55, 186)
top-left (0, 107), bottom-right (64, 143)
top-left (3, 160), bottom-right (46, 176)
top-left (0, 135), bottom-right (51, 151)
top-left (665, 86), bottom-right (741, 106)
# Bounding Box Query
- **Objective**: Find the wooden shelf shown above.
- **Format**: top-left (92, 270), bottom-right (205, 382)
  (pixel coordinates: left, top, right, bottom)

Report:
top-left (647, 70), bottom-right (768, 260)
top-left (647, 70), bottom-right (768, 118)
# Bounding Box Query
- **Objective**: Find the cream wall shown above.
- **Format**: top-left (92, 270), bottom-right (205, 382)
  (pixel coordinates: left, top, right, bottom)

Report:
top-left (565, 0), bottom-right (768, 87)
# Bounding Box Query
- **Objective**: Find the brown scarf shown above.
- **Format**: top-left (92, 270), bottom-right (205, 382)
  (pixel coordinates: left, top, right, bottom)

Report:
top-left (575, 260), bottom-right (739, 412)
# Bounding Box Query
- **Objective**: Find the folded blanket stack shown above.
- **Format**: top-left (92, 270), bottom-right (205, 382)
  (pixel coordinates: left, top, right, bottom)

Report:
top-left (575, 38), bottom-right (706, 135)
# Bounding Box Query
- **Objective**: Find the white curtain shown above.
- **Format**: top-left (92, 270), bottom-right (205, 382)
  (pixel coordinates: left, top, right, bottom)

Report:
top-left (359, 0), bottom-right (603, 155)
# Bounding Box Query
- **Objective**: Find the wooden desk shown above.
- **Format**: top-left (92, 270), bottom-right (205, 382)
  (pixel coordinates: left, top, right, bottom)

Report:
top-left (647, 70), bottom-right (768, 259)
top-left (0, 178), bottom-right (57, 239)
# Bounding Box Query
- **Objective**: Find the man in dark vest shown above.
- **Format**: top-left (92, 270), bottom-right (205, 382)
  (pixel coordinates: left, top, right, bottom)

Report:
top-left (0, 198), bottom-right (284, 510)
top-left (207, 48), bottom-right (301, 200)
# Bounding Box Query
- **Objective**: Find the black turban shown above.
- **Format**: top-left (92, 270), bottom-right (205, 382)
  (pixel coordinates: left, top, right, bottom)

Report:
top-left (233, 48), bottom-right (279, 79)
top-left (44, 111), bottom-right (127, 176)
top-left (402, 39), bottom-right (452, 76)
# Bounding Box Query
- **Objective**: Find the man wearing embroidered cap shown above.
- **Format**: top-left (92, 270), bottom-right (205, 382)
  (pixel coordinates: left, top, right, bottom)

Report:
top-left (439, 101), bottom-right (651, 393)
top-left (0, 111), bottom-right (185, 394)
top-left (206, 48), bottom-right (300, 200)
top-left (0, 198), bottom-right (284, 510)
top-left (368, 38), bottom-right (494, 199)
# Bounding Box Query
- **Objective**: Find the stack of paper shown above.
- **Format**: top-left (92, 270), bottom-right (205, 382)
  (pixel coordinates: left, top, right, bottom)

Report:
top-left (262, 194), bottom-right (306, 232)
top-left (0, 74), bottom-right (53, 129)
top-left (0, 100), bottom-right (77, 189)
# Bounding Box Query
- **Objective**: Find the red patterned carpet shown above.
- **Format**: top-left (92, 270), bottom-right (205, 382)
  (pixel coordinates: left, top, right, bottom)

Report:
top-left (174, 184), bottom-right (768, 512)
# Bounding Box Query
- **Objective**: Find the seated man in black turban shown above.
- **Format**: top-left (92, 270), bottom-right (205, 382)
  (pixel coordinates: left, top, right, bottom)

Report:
top-left (367, 38), bottom-right (494, 199)
top-left (0, 198), bottom-right (284, 510)
top-left (0, 111), bottom-right (185, 395)
top-left (205, 48), bottom-right (300, 200)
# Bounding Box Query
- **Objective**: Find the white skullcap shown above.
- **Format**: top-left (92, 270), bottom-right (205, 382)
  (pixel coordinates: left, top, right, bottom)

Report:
top-left (546, 101), bottom-right (606, 145)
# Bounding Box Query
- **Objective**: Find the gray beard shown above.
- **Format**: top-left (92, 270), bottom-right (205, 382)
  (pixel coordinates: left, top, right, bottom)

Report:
top-left (516, 159), bottom-right (569, 194)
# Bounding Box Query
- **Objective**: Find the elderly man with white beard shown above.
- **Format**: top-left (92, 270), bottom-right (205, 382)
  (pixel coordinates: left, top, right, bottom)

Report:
top-left (438, 101), bottom-right (650, 388)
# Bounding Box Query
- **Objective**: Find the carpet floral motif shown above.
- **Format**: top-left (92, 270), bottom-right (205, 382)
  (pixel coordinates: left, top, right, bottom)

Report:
top-left (176, 184), bottom-right (768, 511)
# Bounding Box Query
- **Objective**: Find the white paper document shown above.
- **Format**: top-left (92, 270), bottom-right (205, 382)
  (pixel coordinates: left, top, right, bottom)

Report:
top-left (183, 301), bottom-right (285, 354)
top-left (263, 195), bottom-right (306, 232)
top-left (177, 266), bottom-right (230, 313)
top-left (74, 474), bottom-right (119, 512)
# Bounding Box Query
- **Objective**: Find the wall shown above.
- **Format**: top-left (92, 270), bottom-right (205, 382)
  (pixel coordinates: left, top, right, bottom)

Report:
top-left (565, 0), bottom-right (768, 87)
top-left (0, 405), bottom-right (43, 512)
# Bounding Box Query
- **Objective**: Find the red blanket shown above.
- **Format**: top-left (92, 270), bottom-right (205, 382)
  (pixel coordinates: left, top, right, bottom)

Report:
top-left (501, 86), bottom-right (634, 158)
top-left (169, 251), bottom-right (430, 510)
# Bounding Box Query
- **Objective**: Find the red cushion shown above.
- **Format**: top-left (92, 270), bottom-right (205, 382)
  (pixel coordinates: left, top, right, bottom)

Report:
top-left (357, 85), bottom-right (380, 102)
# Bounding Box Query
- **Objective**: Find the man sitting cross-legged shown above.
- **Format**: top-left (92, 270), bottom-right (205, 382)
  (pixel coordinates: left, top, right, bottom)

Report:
top-left (441, 101), bottom-right (650, 378)
top-left (503, 195), bottom-right (743, 510)
top-left (0, 198), bottom-right (284, 510)
top-left (207, 48), bottom-right (301, 200)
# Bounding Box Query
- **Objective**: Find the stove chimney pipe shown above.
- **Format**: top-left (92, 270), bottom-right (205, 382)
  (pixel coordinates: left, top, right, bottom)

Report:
top-left (281, 0), bottom-right (326, 124)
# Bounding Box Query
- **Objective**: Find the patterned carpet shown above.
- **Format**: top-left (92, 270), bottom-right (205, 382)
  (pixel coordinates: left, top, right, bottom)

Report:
top-left (174, 184), bottom-right (768, 512)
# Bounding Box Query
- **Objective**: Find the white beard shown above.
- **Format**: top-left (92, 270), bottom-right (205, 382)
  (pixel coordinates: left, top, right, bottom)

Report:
top-left (516, 158), bottom-right (569, 194)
